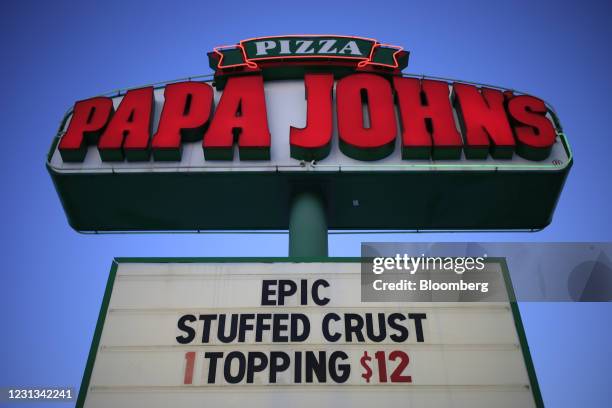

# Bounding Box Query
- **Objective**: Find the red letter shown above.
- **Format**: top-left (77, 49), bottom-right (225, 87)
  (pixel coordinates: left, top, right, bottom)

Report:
top-left (204, 75), bottom-right (271, 160)
top-left (290, 74), bottom-right (333, 161)
top-left (98, 87), bottom-right (154, 161)
top-left (507, 95), bottom-right (556, 161)
top-left (152, 82), bottom-right (214, 161)
top-left (453, 83), bottom-right (515, 159)
top-left (337, 73), bottom-right (396, 161)
top-left (58, 97), bottom-right (113, 162)
top-left (393, 78), bottom-right (462, 159)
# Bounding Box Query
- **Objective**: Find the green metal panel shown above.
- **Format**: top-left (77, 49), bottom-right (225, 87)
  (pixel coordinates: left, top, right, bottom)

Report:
top-left (47, 164), bottom-right (571, 232)
top-left (289, 191), bottom-right (328, 257)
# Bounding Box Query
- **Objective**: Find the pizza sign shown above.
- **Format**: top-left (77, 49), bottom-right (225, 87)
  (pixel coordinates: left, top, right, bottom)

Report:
top-left (47, 35), bottom-right (571, 232)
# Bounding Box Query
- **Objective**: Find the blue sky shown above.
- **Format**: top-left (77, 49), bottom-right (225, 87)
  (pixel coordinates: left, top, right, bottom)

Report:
top-left (1, 0), bottom-right (611, 406)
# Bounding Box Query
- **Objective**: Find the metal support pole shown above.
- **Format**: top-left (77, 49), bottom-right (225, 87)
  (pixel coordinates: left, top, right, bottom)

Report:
top-left (288, 190), bottom-right (328, 257)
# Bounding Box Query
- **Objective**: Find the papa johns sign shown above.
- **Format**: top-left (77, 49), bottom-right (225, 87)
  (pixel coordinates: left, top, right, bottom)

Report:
top-left (47, 35), bottom-right (571, 232)
top-left (57, 73), bottom-right (558, 163)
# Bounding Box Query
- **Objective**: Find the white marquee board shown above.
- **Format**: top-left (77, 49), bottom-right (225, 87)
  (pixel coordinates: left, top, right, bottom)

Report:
top-left (78, 259), bottom-right (541, 408)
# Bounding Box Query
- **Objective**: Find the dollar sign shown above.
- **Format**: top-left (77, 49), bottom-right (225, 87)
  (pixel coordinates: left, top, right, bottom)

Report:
top-left (360, 351), bottom-right (372, 383)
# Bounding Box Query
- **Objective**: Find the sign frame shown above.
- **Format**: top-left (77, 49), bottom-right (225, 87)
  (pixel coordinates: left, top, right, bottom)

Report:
top-left (76, 257), bottom-right (544, 408)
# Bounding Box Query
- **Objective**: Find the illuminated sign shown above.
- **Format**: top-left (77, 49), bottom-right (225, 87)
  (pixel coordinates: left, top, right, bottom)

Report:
top-left (47, 36), bottom-right (571, 232)
top-left (212, 35), bottom-right (405, 69)
top-left (56, 74), bottom-right (559, 163)
top-left (208, 35), bottom-right (408, 89)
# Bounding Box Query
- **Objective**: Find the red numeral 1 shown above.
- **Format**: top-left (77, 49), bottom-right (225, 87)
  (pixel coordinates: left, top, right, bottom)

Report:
top-left (375, 351), bottom-right (388, 383)
top-left (184, 351), bottom-right (195, 384)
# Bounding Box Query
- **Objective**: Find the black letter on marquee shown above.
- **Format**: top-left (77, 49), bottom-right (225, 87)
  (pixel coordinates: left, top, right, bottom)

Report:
top-left (301, 279), bottom-right (308, 305)
top-left (204, 352), bottom-right (224, 384)
top-left (322, 313), bottom-right (342, 342)
top-left (345, 314), bottom-right (365, 342)
top-left (408, 313), bottom-right (427, 342)
top-left (272, 314), bottom-right (289, 342)
top-left (388, 313), bottom-right (408, 342)
top-left (312, 279), bottom-right (330, 306)
top-left (261, 280), bottom-right (276, 306)
top-left (218, 314), bottom-right (238, 343)
top-left (291, 313), bottom-right (311, 342)
top-left (329, 351), bottom-right (350, 383)
top-left (278, 280), bottom-right (297, 305)
top-left (269, 351), bottom-right (291, 383)
top-left (224, 351), bottom-right (246, 384)
top-left (305, 351), bottom-right (326, 383)
top-left (365, 313), bottom-right (386, 342)
top-left (247, 352), bottom-right (269, 383)
top-left (176, 314), bottom-right (197, 344)
top-left (199, 314), bottom-right (217, 343)
top-left (238, 313), bottom-right (255, 342)
top-left (255, 313), bottom-right (272, 342)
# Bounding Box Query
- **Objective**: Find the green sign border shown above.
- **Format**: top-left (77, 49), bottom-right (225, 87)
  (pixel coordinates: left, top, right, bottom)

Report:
top-left (76, 257), bottom-right (543, 408)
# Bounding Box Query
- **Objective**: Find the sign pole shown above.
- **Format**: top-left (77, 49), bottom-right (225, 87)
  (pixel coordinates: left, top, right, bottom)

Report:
top-left (288, 190), bottom-right (328, 257)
